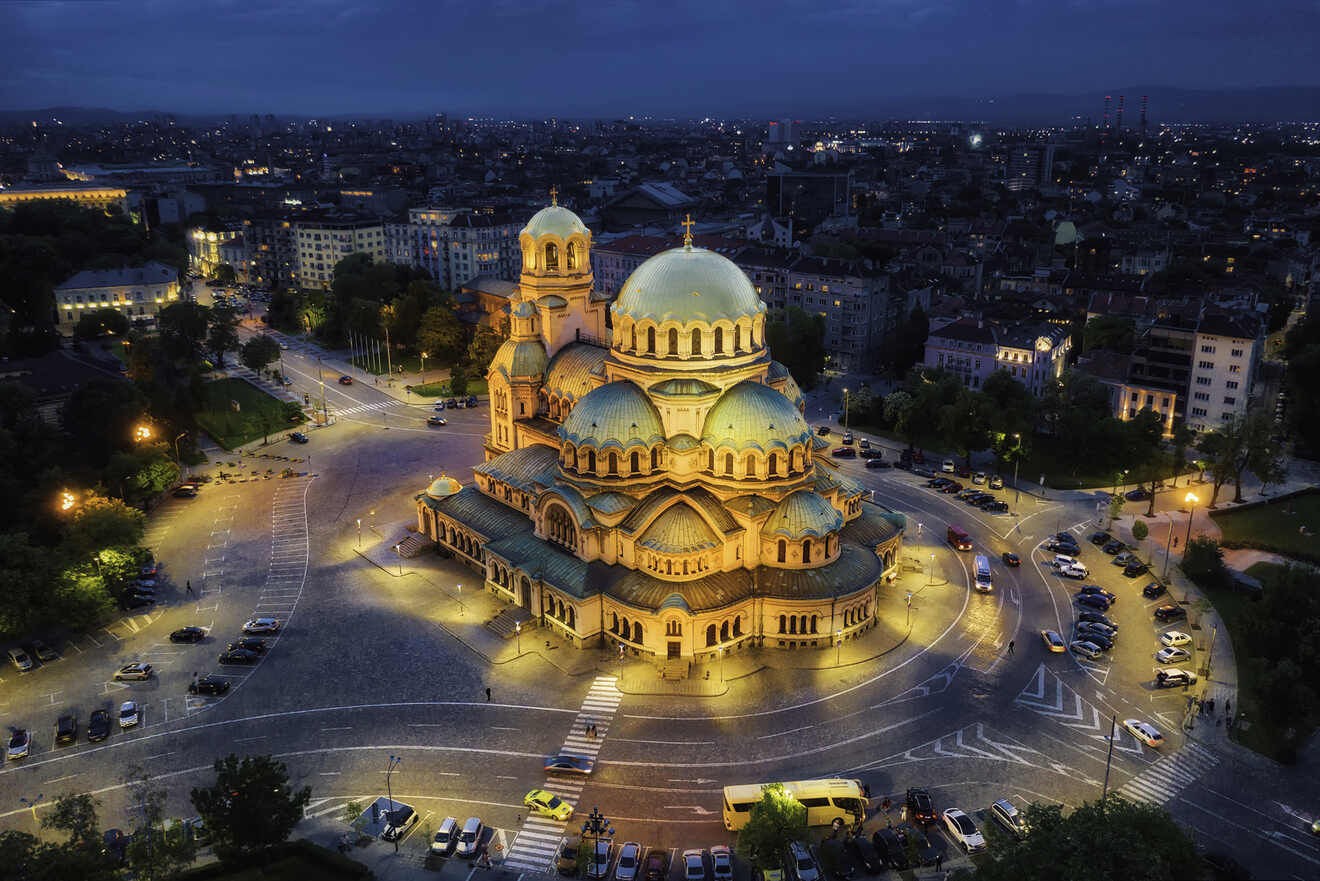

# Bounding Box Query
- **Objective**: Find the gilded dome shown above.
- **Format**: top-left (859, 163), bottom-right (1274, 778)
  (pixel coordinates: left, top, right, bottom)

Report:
top-left (702, 381), bottom-right (812, 452)
top-left (545, 342), bottom-right (607, 403)
top-left (489, 338), bottom-right (548, 379)
top-left (522, 205), bottom-right (588, 240)
top-left (425, 474), bottom-right (463, 500)
top-left (614, 246), bottom-right (765, 326)
top-left (560, 381), bottom-right (665, 451)
top-left (761, 491), bottom-right (843, 539)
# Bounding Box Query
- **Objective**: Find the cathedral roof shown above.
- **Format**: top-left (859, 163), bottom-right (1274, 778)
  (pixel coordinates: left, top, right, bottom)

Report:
top-left (761, 490), bottom-right (844, 539)
top-left (701, 380), bottom-right (812, 452)
top-left (521, 204), bottom-right (589, 240)
top-left (613, 245), bottom-right (765, 326)
top-left (559, 381), bottom-right (664, 451)
top-left (544, 342), bottom-right (608, 403)
top-left (638, 504), bottom-right (719, 554)
top-left (489, 338), bottom-right (548, 379)
top-left (474, 445), bottom-right (560, 493)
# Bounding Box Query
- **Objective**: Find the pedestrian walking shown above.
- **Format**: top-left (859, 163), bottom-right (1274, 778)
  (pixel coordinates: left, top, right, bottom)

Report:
top-left (1225, 699), bottom-right (1231, 717)
top-left (592, 723), bottom-right (598, 738)
top-left (485, 687), bottom-right (491, 702)
top-left (1208, 698), bottom-right (1215, 714)
top-left (863, 784), bottom-right (871, 800)
top-left (935, 854), bottom-right (942, 872)
top-left (186, 579), bottom-right (195, 596)
top-left (1173, 535), bottom-right (1179, 548)
top-left (1007, 639), bottom-right (1015, 655)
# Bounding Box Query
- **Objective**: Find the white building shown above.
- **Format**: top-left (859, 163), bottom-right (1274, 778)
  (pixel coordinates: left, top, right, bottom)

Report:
top-left (922, 317), bottom-right (1071, 397)
top-left (293, 214), bottom-right (386, 290)
top-left (1186, 312), bottom-right (1263, 432)
top-left (410, 207), bottom-right (521, 290)
top-left (53, 262), bottom-right (180, 335)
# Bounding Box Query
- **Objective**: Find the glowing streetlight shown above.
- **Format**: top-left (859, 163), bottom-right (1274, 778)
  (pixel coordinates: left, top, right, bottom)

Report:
top-left (59, 490), bottom-right (75, 513)
top-left (393, 543), bottom-right (403, 576)
top-left (133, 424), bottom-right (152, 443)
top-left (420, 351), bottom-right (428, 384)
top-left (718, 645), bottom-right (725, 683)
top-left (515, 620), bottom-right (522, 654)
top-left (1183, 491), bottom-right (1199, 550)
top-left (1011, 432), bottom-right (1022, 512)
top-left (356, 518), bottom-right (362, 547)
top-left (835, 629), bottom-right (843, 666)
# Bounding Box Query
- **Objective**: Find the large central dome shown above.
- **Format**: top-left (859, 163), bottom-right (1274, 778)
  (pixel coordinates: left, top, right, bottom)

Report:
top-left (614, 246), bottom-right (765, 326)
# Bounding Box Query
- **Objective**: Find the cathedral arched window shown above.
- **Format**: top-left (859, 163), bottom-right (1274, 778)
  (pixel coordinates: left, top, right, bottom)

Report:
top-left (546, 504), bottom-right (577, 552)
top-left (611, 612), bottom-right (619, 633)
top-left (566, 241), bottom-right (578, 270)
top-left (706, 624), bottom-right (717, 647)
top-left (810, 615), bottom-right (818, 634)
top-left (567, 607), bottom-right (576, 629)
top-left (745, 453), bottom-right (759, 478)
top-left (777, 539), bottom-right (786, 563)
top-left (647, 326), bottom-right (655, 354)
top-left (733, 617), bottom-right (742, 637)
top-left (668, 328), bottom-right (678, 356)
top-left (768, 453), bottom-right (779, 477)
top-left (733, 325), bottom-right (742, 352)
top-left (707, 449), bottom-right (714, 471)
top-left (666, 619), bottom-right (681, 637)
top-left (631, 326), bottom-right (638, 352)
top-left (690, 327), bottom-right (701, 356)
top-left (724, 452), bottom-right (734, 475)
top-left (778, 614), bottom-right (787, 633)
top-left (633, 622), bottom-right (643, 643)
top-left (544, 242), bottom-right (559, 271)
top-left (802, 538), bottom-right (813, 562)
top-left (585, 449), bottom-right (596, 473)
top-left (630, 451), bottom-right (640, 474)
top-left (651, 447), bottom-right (660, 471)
top-left (720, 620), bottom-right (729, 642)
top-left (607, 452), bottom-right (618, 475)
top-left (714, 327), bottom-right (724, 354)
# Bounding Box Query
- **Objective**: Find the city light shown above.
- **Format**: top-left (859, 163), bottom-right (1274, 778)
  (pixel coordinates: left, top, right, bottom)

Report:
top-left (134, 424), bottom-right (152, 442)
top-left (59, 490), bottom-right (75, 512)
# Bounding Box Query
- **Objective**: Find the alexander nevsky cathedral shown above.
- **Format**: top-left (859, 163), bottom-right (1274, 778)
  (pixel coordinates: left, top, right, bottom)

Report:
top-left (416, 201), bottom-right (905, 663)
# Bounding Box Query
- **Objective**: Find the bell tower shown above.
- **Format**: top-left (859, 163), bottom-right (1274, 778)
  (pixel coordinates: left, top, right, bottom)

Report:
top-left (517, 190), bottom-right (608, 357)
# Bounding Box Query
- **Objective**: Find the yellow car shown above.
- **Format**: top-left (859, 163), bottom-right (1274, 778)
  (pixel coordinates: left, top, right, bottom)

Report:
top-left (524, 788), bottom-right (573, 821)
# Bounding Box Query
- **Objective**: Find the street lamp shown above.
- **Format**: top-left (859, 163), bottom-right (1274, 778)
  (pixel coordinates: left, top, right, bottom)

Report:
top-left (133, 424), bottom-right (152, 443)
top-left (842, 387), bottom-right (850, 432)
top-left (19, 794), bottom-right (43, 840)
top-left (173, 431), bottom-right (186, 465)
top-left (835, 629), bottom-right (843, 666)
top-left (718, 645), bottom-right (724, 683)
top-left (457, 583), bottom-right (464, 615)
top-left (580, 807), bottom-right (615, 870)
top-left (356, 518), bottom-right (362, 547)
top-left (905, 591), bottom-right (913, 629)
top-left (1183, 491), bottom-right (1199, 550)
top-left (384, 755), bottom-right (402, 852)
top-left (420, 351), bottom-right (428, 385)
top-left (1011, 432), bottom-right (1021, 512)
top-left (515, 620), bottom-right (522, 655)
top-left (58, 490), bottom-right (75, 513)
top-left (394, 543), bottom-right (403, 576)
top-left (928, 553), bottom-right (935, 587)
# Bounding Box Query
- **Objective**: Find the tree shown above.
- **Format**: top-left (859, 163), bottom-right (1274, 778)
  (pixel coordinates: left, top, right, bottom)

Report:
top-left (207, 303), bottom-right (241, 367)
top-left (1180, 536), bottom-right (1229, 589)
top-left (1082, 314), bottom-right (1136, 353)
top-left (157, 301), bottom-right (212, 356)
top-left (416, 306), bottom-right (467, 365)
top-left (62, 379), bottom-right (149, 467)
top-left (1198, 416), bottom-right (1249, 507)
top-left (211, 263), bottom-right (237, 285)
top-left (734, 784), bottom-right (807, 866)
top-left (240, 334), bottom-right (282, 373)
top-left (1244, 410), bottom-right (1287, 497)
top-left (0, 533), bottom-right (57, 639)
top-left (939, 389), bottom-right (992, 467)
top-left (969, 796), bottom-right (1199, 881)
top-left (449, 362), bottom-right (469, 396)
top-left (467, 321), bottom-right (508, 370)
top-left (125, 764), bottom-right (196, 881)
top-left (1107, 493), bottom-right (1126, 526)
top-left (883, 391), bottom-right (917, 447)
top-left (1169, 424), bottom-right (1195, 488)
top-left (63, 494), bottom-right (146, 561)
top-left (190, 753), bottom-right (311, 862)
top-left (1131, 519), bottom-right (1149, 558)
top-left (74, 308), bottom-right (131, 340)
top-left (43, 793), bottom-right (102, 852)
top-left (765, 307), bottom-right (826, 390)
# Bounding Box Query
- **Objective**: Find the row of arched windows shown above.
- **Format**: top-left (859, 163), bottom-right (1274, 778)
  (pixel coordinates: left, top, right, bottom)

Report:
top-left (772, 534), bottom-right (837, 565)
top-left (779, 614), bottom-right (819, 635)
top-left (443, 524), bottom-right (482, 562)
top-left (544, 594), bottom-right (577, 630)
top-left (610, 613), bottom-right (644, 644)
top-left (526, 240), bottom-right (584, 273)
top-left (705, 445), bottom-right (808, 480)
top-left (704, 617), bottom-right (744, 646)
top-left (545, 503), bottom-right (578, 551)
top-left (842, 602), bottom-right (871, 627)
top-left (562, 444), bottom-right (663, 478)
top-left (643, 553), bottom-right (713, 577)
top-left (615, 318), bottom-right (762, 360)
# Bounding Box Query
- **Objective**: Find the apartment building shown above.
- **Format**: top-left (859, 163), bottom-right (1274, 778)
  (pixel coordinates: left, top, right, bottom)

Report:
top-left (922, 317), bottom-right (1071, 396)
top-left (187, 225), bottom-right (242, 276)
top-left (410, 208), bottom-right (521, 290)
top-left (242, 215), bottom-right (296, 290)
top-left (786, 256), bottom-right (895, 374)
top-left (53, 262), bottom-right (180, 335)
top-left (293, 214), bottom-right (386, 290)
top-left (1186, 312), bottom-right (1263, 432)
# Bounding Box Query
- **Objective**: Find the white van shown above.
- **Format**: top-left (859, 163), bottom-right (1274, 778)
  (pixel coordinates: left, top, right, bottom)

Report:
top-left (974, 555), bottom-right (993, 592)
top-left (456, 816), bottom-right (483, 858)
top-left (431, 816), bottom-right (459, 855)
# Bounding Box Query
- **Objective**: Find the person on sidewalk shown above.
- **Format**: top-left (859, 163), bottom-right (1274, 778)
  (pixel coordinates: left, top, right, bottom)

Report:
top-left (485, 687), bottom-right (491, 702)
top-left (1007, 640), bottom-right (1015, 655)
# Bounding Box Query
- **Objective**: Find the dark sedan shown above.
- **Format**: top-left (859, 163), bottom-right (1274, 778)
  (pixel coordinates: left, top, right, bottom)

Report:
top-left (872, 829), bottom-right (907, 870)
top-left (544, 754), bottom-right (595, 775)
top-left (1077, 593), bottom-right (1111, 611)
top-left (55, 714), bottom-right (78, 745)
top-left (1125, 488), bottom-right (1151, 502)
top-left (1001, 551), bottom-right (1021, 567)
top-left (337, 375), bottom-right (353, 385)
top-left (1089, 531), bottom-right (1113, 546)
top-left (1154, 604), bottom-right (1187, 622)
top-left (228, 638), bottom-right (267, 654)
top-left (832, 447), bottom-right (857, 458)
top-left (289, 432), bottom-right (309, 444)
top-left (1123, 561), bottom-right (1149, 577)
top-left (169, 627), bottom-right (206, 644)
top-left (847, 835), bottom-right (884, 874)
top-left (217, 648), bottom-right (260, 665)
top-left (865, 459), bottom-right (891, 469)
top-left (87, 709), bottom-right (110, 742)
top-left (189, 676), bottom-right (230, 696)
top-left (1103, 540), bottom-right (1126, 555)
top-left (1143, 581), bottom-right (1167, 599)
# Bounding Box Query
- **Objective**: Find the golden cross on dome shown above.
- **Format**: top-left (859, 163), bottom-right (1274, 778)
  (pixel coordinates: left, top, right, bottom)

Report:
top-left (549, 185), bottom-right (558, 206)
top-left (681, 213), bottom-right (695, 247)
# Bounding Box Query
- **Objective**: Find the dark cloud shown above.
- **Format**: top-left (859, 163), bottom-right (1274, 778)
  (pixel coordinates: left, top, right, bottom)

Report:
top-left (2, 0), bottom-right (1317, 115)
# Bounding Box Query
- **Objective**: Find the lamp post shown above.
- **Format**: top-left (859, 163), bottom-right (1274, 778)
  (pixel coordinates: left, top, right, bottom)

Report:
top-left (385, 755), bottom-right (402, 852)
top-left (928, 553), bottom-right (935, 587)
top-left (134, 424), bottom-right (152, 443)
top-left (905, 591), bottom-right (913, 629)
top-left (843, 388), bottom-right (850, 432)
top-left (515, 620), bottom-right (522, 655)
top-left (420, 352), bottom-right (428, 385)
top-left (718, 645), bottom-right (724, 683)
top-left (1099, 714), bottom-right (1117, 813)
top-left (357, 518), bottom-right (362, 547)
top-left (318, 355), bottom-right (328, 424)
top-left (617, 642), bottom-right (625, 680)
top-left (173, 431), bottom-right (186, 465)
top-left (1161, 516), bottom-right (1175, 580)
top-left (394, 544), bottom-right (403, 576)
top-left (1011, 432), bottom-right (1021, 512)
top-left (19, 794), bottom-right (43, 840)
top-left (835, 629), bottom-right (843, 667)
top-left (580, 807), bottom-right (615, 873)
top-left (1183, 491), bottom-right (1199, 551)
top-left (457, 583), bottom-right (463, 615)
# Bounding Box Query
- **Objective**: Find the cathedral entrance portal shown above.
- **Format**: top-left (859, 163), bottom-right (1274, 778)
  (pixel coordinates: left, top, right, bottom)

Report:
top-left (667, 641), bottom-right (681, 659)
top-left (519, 576), bottom-right (531, 609)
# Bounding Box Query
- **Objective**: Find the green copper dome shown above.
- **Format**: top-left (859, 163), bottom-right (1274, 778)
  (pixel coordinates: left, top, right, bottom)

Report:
top-left (489, 338), bottom-right (548, 379)
top-left (613, 246), bottom-right (765, 326)
top-left (702, 381), bottom-right (812, 452)
top-left (560, 381), bottom-right (665, 451)
top-left (638, 504), bottom-right (718, 554)
top-left (522, 205), bottom-right (588, 240)
top-left (761, 491), bottom-right (843, 539)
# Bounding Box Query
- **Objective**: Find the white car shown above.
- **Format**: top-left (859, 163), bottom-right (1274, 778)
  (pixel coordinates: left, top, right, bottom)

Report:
top-left (7, 647), bottom-right (34, 672)
top-left (942, 459), bottom-right (955, 473)
top-left (114, 662), bottom-right (154, 681)
top-left (1123, 718), bottom-right (1164, 748)
top-left (711, 845), bottom-right (733, 881)
top-left (1070, 640), bottom-right (1103, 660)
top-left (1155, 646), bottom-right (1191, 664)
top-left (1040, 630), bottom-right (1067, 653)
top-left (614, 842), bottom-right (642, 881)
top-left (1061, 563), bottom-right (1088, 579)
top-left (7, 728), bottom-right (32, 760)
top-left (119, 700), bottom-right (140, 729)
top-left (683, 849), bottom-right (707, 881)
top-left (242, 617), bottom-right (281, 634)
top-left (1160, 631), bottom-right (1191, 648)
top-left (942, 808), bottom-right (986, 853)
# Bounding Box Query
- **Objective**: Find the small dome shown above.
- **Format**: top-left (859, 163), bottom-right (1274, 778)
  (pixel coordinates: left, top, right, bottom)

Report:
top-left (614, 246), bottom-right (765, 326)
top-left (761, 491), bottom-right (843, 539)
top-left (545, 342), bottom-right (607, 403)
top-left (667, 433), bottom-right (701, 451)
top-left (425, 474), bottom-right (463, 500)
top-left (522, 205), bottom-right (588, 240)
top-left (560, 381), bottom-right (665, 451)
top-left (702, 381), bottom-right (812, 452)
top-left (511, 301), bottom-right (537, 318)
top-left (489, 338), bottom-right (548, 379)
top-left (649, 378), bottom-right (720, 397)
top-left (639, 504), bottom-right (718, 554)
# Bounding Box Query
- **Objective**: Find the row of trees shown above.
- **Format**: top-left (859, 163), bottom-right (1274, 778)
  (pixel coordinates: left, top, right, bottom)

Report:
top-left (1283, 311), bottom-right (1320, 457)
top-left (2, 753), bottom-right (312, 879)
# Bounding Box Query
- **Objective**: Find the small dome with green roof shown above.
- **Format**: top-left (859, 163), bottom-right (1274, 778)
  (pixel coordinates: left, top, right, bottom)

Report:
top-left (521, 204), bottom-right (589, 241)
top-left (560, 381), bottom-right (665, 451)
top-left (761, 490), bottom-right (843, 539)
top-left (702, 381), bottom-right (811, 452)
top-left (489, 338), bottom-right (548, 379)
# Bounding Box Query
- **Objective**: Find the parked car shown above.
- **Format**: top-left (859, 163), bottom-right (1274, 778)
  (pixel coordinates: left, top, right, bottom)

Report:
top-left (615, 842), bottom-right (642, 881)
top-left (114, 663), bottom-right (154, 681)
top-left (587, 840), bottom-right (611, 880)
top-left (981, 500), bottom-right (1009, 512)
top-left (841, 432), bottom-right (854, 446)
top-left (55, 714), bottom-right (78, 745)
top-left (1078, 611), bottom-right (1118, 629)
top-left (1075, 630), bottom-right (1112, 651)
top-left (188, 676), bottom-right (230, 696)
top-left (786, 841), bottom-right (819, 881)
top-left (229, 638), bottom-right (267, 654)
top-left (288, 432), bottom-right (309, 444)
top-left (905, 787), bottom-right (936, 824)
top-left (942, 808), bottom-right (986, 853)
top-left (6, 728), bottom-right (31, 760)
top-left (1041, 629), bottom-right (1066, 652)
top-left (1060, 562), bottom-right (1089, 580)
top-left (87, 709), bottom-right (110, 742)
top-left (242, 617), bottom-right (281, 633)
top-left (118, 700), bottom-right (140, 728)
top-left (846, 835), bottom-right (883, 873)
top-left (382, 805), bottom-right (418, 841)
top-left (816, 426), bottom-right (831, 436)
top-left (1047, 537), bottom-right (1080, 553)
top-left (170, 627), bottom-right (206, 643)
top-left (1090, 531), bottom-right (1113, 546)
top-left (28, 639), bottom-right (59, 662)
top-left (1155, 668), bottom-right (1198, 688)
top-left (871, 829), bottom-right (906, 870)
top-left (1070, 640), bottom-right (1103, 660)
top-left (1123, 561), bottom-right (1148, 577)
top-left (1160, 631), bottom-right (1191, 647)
top-left (990, 798), bottom-right (1028, 839)
top-left (832, 447), bottom-right (856, 458)
top-left (683, 849), bottom-right (708, 881)
top-left (865, 458), bottom-right (890, 469)
top-left (1113, 552), bottom-right (1137, 567)
top-left (1102, 540), bottom-right (1126, 555)
top-left (1076, 593), bottom-right (1110, 611)
top-left (1156, 646), bottom-right (1191, 664)
top-left (1125, 488), bottom-right (1151, 501)
top-left (456, 817), bottom-right (484, 859)
top-left (939, 481), bottom-right (963, 494)
top-left (7, 647), bottom-right (34, 671)
top-left (431, 816), bottom-right (459, 855)
top-left (1002, 551), bottom-right (1020, 567)
top-left (173, 483), bottom-right (199, 498)
top-left (643, 849), bottom-right (668, 881)
top-left (1143, 581), bottom-right (1167, 599)
top-left (1154, 604), bottom-right (1187, 622)
top-left (466, 395), bottom-right (479, 407)
top-left (711, 845), bottom-right (733, 881)
top-left (818, 839), bottom-right (857, 880)
top-left (942, 459), bottom-right (955, 473)
top-left (556, 836), bottom-right (580, 875)
top-left (1123, 718), bottom-right (1165, 747)
top-left (1078, 585), bottom-right (1117, 603)
top-left (989, 475), bottom-right (1004, 489)
top-left (1077, 620), bottom-right (1117, 640)
top-left (218, 648), bottom-right (260, 665)
top-left (972, 472), bottom-right (986, 485)
top-left (895, 823), bottom-right (937, 866)
top-left (444, 398), bottom-right (458, 409)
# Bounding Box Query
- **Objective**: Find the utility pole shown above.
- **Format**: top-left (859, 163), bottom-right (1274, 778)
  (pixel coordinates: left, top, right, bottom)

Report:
top-left (385, 324), bottom-right (393, 378)
top-left (1100, 714), bottom-right (1117, 812)
top-left (318, 355), bottom-right (328, 424)
top-left (385, 755), bottom-right (402, 852)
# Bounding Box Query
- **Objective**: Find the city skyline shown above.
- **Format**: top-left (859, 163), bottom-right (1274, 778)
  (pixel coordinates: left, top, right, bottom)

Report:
top-left (4, 0), bottom-right (1319, 119)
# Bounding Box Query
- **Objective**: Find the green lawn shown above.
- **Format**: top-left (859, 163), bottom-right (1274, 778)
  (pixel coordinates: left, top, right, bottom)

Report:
top-left (1210, 490), bottom-right (1320, 562)
top-left (410, 378), bottom-right (488, 398)
top-left (196, 378), bottom-right (305, 450)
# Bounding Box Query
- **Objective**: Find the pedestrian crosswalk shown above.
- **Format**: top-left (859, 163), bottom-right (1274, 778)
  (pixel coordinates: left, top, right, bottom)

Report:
top-left (337, 399), bottom-right (406, 417)
top-left (501, 675), bottom-right (622, 872)
top-left (1118, 741), bottom-right (1218, 805)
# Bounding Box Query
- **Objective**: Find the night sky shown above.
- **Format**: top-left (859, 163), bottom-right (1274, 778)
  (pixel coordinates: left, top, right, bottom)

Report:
top-left (4, 0), bottom-right (1318, 117)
